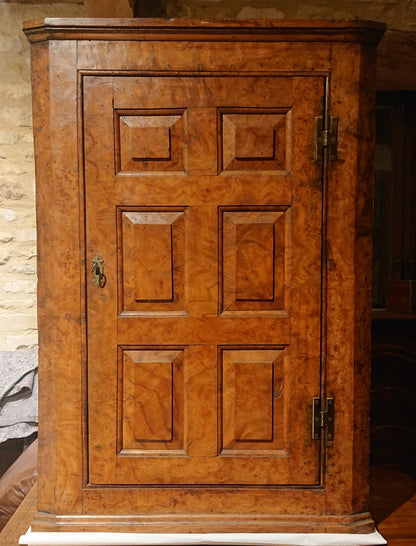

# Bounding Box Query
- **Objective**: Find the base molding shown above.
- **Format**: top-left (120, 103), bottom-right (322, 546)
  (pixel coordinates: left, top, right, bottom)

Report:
top-left (30, 511), bottom-right (376, 534)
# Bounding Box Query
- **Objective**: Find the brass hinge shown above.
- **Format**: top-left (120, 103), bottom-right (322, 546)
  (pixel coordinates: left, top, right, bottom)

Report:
top-left (312, 397), bottom-right (335, 441)
top-left (316, 116), bottom-right (338, 162)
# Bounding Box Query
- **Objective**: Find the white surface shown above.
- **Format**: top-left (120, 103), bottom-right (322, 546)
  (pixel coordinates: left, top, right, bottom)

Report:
top-left (19, 529), bottom-right (386, 546)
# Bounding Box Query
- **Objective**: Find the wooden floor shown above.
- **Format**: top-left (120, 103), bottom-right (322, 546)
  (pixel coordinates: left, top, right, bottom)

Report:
top-left (1, 470), bottom-right (415, 546)
top-left (370, 467), bottom-right (416, 546)
top-left (0, 485), bottom-right (36, 546)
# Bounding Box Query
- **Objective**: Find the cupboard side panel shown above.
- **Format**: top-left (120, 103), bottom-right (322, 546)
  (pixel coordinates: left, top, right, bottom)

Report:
top-left (352, 43), bottom-right (379, 514)
top-left (31, 40), bottom-right (84, 516)
top-left (30, 40), bottom-right (56, 516)
top-left (325, 43), bottom-right (375, 518)
top-left (325, 42), bottom-right (359, 515)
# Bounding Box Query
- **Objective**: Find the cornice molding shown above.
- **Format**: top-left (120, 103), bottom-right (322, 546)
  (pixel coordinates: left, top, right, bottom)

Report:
top-left (23, 18), bottom-right (386, 45)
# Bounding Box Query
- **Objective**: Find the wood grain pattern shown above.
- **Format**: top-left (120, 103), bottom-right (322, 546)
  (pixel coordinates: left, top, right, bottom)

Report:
top-left (236, 223), bottom-right (275, 300)
top-left (132, 359), bottom-right (173, 441)
top-left (221, 208), bottom-right (286, 312)
top-left (76, 41), bottom-right (332, 74)
top-left (120, 348), bottom-right (184, 452)
top-left (221, 349), bottom-right (285, 452)
top-left (116, 110), bottom-right (186, 173)
top-left (324, 42), bottom-right (379, 517)
top-left (29, 40), bottom-right (84, 516)
top-left (119, 209), bottom-right (186, 312)
top-left (23, 18), bottom-right (386, 44)
top-left (0, 485), bottom-right (37, 546)
top-left (24, 19), bottom-right (383, 534)
top-left (221, 110), bottom-right (289, 172)
top-left (84, 72), bottom-right (323, 487)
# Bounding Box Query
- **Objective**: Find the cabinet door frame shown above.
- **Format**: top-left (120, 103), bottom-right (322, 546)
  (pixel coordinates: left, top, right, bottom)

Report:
top-left (84, 73), bottom-right (324, 487)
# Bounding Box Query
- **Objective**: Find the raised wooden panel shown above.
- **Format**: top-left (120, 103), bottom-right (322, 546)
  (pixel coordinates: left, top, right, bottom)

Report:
top-left (118, 208), bottom-right (187, 315)
top-left (115, 109), bottom-right (186, 173)
top-left (220, 109), bottom-right (291, 172)
top-left (220, 207), bottom-right (288, 314)
top-left (133, 221), bottom-right (173, 302)
top-left (220, 348), bottom-right (285, 453)
top-left (234, 361), bottom-right (273, 441)
top-left (118, 348), bottom-right (185, 453)
top-left (236, 222), bottom-right (274, 301)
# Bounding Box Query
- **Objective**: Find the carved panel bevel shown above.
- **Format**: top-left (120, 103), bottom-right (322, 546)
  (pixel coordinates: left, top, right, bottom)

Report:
top-left (220, 207), bottom-right (288, 314)
top-left (219, 348), bottom-right (285, 454)
top-left (115, 109), bottom-right (187, 174)
top-left (118, 207), bottom-right (187, 315)
top-left (118, 347), bottom-right (185, 453)
top-left (219, 108), bottom-right (291, 173)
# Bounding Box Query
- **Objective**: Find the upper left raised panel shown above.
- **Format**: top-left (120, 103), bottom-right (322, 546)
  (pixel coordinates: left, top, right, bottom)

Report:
top-left (115, 109), bottom-right (187, 174)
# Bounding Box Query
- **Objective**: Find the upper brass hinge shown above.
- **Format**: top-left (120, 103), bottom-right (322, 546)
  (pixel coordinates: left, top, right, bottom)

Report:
top-left (312, 397), bottom-right (335, 441)
top-left (316, 116), bottom-right (338, 162)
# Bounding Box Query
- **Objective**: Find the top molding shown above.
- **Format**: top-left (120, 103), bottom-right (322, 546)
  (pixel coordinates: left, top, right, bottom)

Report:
top-left (23, 18), bottom-right (386, 45)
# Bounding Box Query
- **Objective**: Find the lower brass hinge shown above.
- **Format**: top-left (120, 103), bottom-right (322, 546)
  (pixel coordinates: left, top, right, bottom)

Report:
top-left (312, 397), bottom-right (335, 441)
top-left (316, 116), bottom-right (338, 162)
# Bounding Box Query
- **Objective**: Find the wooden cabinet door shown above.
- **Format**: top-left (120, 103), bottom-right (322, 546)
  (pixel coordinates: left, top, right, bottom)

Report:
top-left (84, 74), bottom-right (324, 486)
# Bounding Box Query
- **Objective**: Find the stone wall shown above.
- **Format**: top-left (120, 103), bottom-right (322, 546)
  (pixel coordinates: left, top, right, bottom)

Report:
top-left (0, 2), bottom-right (85, 351)
top-left (164, 0), bottom-right (416, 31)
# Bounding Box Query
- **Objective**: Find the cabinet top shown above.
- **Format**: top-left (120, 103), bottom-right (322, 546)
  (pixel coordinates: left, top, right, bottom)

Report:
top-left (23, 18), bottom-right (385, 45)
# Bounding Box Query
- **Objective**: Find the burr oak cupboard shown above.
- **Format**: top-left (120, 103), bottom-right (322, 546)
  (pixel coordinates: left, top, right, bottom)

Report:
top-left (24, 18), bottom-right (385, 534)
